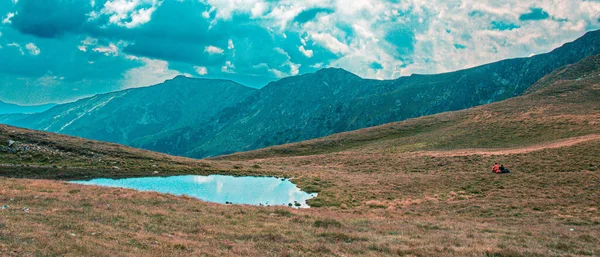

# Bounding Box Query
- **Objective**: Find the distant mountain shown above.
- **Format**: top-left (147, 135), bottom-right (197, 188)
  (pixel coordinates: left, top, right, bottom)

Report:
top-left (0, 100), bottom-right (56, 115)
top-left (6, 76), bottom-right (256, 147)
top-left (3, 29), bottom-right (600, 158)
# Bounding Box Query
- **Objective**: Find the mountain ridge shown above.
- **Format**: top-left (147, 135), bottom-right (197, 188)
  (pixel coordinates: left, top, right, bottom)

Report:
top-left (0, 100), bottom-right (57, 115)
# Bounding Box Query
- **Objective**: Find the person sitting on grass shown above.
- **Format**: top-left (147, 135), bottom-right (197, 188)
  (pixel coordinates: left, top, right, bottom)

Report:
top-left (492, 163), bottom-right (500, 173)
top-left (499, 165), bottom-right (510, 173)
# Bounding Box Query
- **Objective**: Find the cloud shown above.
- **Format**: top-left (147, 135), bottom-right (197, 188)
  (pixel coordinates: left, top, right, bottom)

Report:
top-left (25, 42), bottom-right (40, 55)
top-left (2, 12), bottom-right (14, 24)
top-left (221, 60), bottom-right (235, 73)
top-left (93, 42), bottom-right (119, 56)
top-left (310, 33), bottom-right (350, 54)
top-left (10, 0), bottom-right (92, 38)
top-left (77, 37), bottom-right (98, 52)
top-left (101, 0), bottom-right (159, 28)
top-left (205, 45), bottom-right (225, 54)
top-left (519, 7), bottom-right (550, 21)
top-left (194, 66), bottom-right (208, 75)
top-left (122, 56), bottom-right (181, 89)
top-left (298, 45), bottom-right (313, 58)
top-left (250, 1), bottom-right (267, 18)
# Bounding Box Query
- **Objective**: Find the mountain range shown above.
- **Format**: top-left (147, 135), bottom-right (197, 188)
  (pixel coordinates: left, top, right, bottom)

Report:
top-left (3, 29), bottom-right (600, 158)
top-left (0, 100), bottom-right (56, 115)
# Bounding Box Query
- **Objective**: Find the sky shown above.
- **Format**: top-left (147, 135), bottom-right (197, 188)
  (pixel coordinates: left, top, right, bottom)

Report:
top-left (0, 0), bottom-right (599, 105)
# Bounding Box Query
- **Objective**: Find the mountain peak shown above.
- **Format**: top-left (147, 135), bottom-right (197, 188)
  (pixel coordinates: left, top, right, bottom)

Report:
top-left (316, 67), bottom-right (355, 75)
top-left (309, 67), bottom-right (363, 81)
top-left (171, 75), bottom-right (191, 80)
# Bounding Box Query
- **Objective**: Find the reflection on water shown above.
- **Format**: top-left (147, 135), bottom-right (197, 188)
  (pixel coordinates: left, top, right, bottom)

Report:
top-left (71, 175), bottom-right (317, 208)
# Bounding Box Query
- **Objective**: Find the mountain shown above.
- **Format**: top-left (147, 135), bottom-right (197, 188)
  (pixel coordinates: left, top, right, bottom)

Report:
top-left (5, 76), bottom-right (256, 147)
top-left (0, 100), bottom-right (56, 115)
top-left (219, 53), bottom-right (600, 160)
top-left (3, 29), bottom-right (600, 158)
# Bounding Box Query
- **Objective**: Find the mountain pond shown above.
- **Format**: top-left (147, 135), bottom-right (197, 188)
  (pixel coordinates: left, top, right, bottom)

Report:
top-left (71, 175), bottom-right (317, 208)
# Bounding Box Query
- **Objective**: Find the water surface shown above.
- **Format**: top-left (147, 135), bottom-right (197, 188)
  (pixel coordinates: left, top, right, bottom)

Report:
top-left (71, 175), bottom-right (316, 208)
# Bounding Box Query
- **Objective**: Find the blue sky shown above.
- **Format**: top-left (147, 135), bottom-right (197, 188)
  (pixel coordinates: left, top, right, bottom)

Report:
top-left (1, 0), bottom-right (599, 105)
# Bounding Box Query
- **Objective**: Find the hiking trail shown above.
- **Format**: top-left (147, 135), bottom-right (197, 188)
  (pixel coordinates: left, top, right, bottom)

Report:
top-left (420, 134), bottom-right (600, 157)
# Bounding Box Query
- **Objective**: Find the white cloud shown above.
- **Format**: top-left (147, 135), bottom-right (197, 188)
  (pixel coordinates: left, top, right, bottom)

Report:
top-left (93, 43), bottom-right (119, 56)
top-left (298, 45), bottom-right (313, 58)
top-left (2, 12), bottom-right (15, 24)
top-left (310, 33), bottom-right (350, 54)
top-left (251, 2), bottom-right (267, 18)
top-left (101, 0), bottom-right (159, 28)
top-left (221, 60), bottom-right (235, 73)
top-left (194, 66), bottom-right (208, 75)
top-left (77, 37), bottom-right (99, 52)
top-left (204, 0), bottom-right (270, 20)
top-left (205, 45), bottom-right (225, 54)
top-left (123, 56), bottom-right (182, 89)
top-left (25, 43), bottom-right (40, 56)
top-left (126, 7), bottom-right (155, 28)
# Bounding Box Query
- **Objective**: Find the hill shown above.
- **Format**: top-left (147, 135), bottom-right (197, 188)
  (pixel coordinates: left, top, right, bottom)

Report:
top-left (4, 30), bottom-right (600, 158)
top-left (0, 100), bottom-right (56, 115)
top-left (1, 54), bottom-right (599, 256)
top-left (5, 76), bottom-right (256, 149)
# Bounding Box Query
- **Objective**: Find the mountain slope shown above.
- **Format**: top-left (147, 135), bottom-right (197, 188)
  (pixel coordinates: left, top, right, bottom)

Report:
top-left (219, 54), bottom-right (600, 160)
top-left (0, 100), bottom-right (56, 115)
top-left (6, 76), bottom-right (256, 147)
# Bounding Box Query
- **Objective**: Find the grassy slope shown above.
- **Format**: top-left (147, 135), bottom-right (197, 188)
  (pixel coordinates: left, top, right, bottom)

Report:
top-left (1, 56), bottom-right (600, 256)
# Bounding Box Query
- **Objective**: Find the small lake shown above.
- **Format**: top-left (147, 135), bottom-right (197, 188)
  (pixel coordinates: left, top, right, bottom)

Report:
top-left (71, 175), bottom-right (317, 208)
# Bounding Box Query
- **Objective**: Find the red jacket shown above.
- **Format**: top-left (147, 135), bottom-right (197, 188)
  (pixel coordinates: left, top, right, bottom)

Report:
top-left (493, 164), bottom-right (500, 173)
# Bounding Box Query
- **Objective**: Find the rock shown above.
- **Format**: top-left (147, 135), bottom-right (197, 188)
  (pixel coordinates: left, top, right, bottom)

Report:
top-left (340, 203), bottom-right (348, 209)
top-left (153, 171), bottom-right (159, 174)
top-left (112, 166), bottom-right (120, 170)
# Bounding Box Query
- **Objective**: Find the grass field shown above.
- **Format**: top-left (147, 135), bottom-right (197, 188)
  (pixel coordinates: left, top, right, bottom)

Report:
top-left (1, 55), bottom-right (599, 256)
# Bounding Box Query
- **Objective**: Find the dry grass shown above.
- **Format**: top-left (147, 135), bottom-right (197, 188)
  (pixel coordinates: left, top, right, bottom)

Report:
top-left (1, 55), bottom-right (600, 256)
top-left (1, 174), bottom-right (599, 256)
